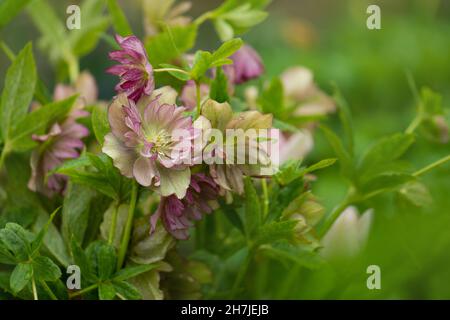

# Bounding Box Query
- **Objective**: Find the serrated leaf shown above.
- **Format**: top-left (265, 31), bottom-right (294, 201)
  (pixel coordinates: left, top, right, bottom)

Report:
top-left (259, 242), bottom-right (323, 269)
top-left (113, 264), bottom-right (157, 282)
top-left (357, 133), bottom-right (415, 182)
top-left (33, 256), bottom-right (61, 282)
top-left (10, 263), bottom-right (32, 293)
top-left (113, 280), bottom-right (141, 300)
top-left (398, 181), bottom-right (433, 207)
top-left (243, 177), bottom-right (261, 237)
top-left (0, 43), bottom-right (36, 142)
top-left (255, 220), bottom-right (297, 245)
top-left (70, 237), bottom-right (97, 283)
top-left (0, 226), bottom-right (29, 260)
top-left (87, 241), bottom-right (117, 280)
top-left (99, 282), bottom-right (116, 300)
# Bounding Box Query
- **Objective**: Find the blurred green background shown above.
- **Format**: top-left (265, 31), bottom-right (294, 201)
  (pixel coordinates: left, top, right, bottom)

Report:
top-left (1, 0), bottom-right (449, 299)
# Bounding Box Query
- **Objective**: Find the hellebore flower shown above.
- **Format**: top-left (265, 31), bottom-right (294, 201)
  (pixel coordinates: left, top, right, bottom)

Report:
top-left (224, 44), bottom-right (264, 84)
top-left (280, 66), bottom-right (335, 116)
top-left (279, 130), bottom-right (314, 164)
top-left (102, 88), bottom-right (197, 198)
top-left (321, 206), bottom-right (373, 259)
top-left (150, 173), bottom-right (220, 239)
top-left (200, 99), bottom-right (274, 194)
top-left (107, 35), bottom-right (155, 102)
top-left (28, 113), bottom-right (89, 197)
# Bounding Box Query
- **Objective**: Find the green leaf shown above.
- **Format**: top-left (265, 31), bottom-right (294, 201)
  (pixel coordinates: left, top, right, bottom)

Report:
top-left (214, 19), bottom-right (234, 41)
top-left (275, 158), bottom-right (336, 185)
top-left (32, 209), bottom-right (70, 266)
top-left (113, 264), bottom-right (157, 282)
top-left (211, 38), bottom-right (243, 62)
top-left (0, 226), bottom-right (29, 261)
top-left (91, 104), bottom-right (110, 145)
top-left (360, 173), bottom-right (415, 196)
top-left (107, 0), bottom-right (132, 36)
top-left (113, 280), bottom-right (142, 300)
top-left (145, 24), bottom-right (197, 67)
top-left (255, 221), bottom-right (297, 245)
top-left (220, 202), bottom-right (245, 235)
top-left (9, 95), bottom-right (77, 151)
top-left (0, 43), bottom-right (36, 142)
top-left (0, 0), bottom-right (32, 29)
top-left (0, 241), bottom-right (16, 264)
top-left (30, 207), bottom-right (61, 257)
top-left (398, 181), bottom-right (433, 207)
top-left (32, 256), bottom-right (61, 282)
top-left (87, 241), bottom-right (117, 280)
top-left (210, 67), bottom-right (230, 103)
top-left (70, 237), bottom-right (97, 283)
top-left (62, 183), bottom-right (96, 244)
top-left (99, 282), bottom-right (116, 300)
top-left (357, 133), bottom-right (415, 181)
top-left (258, 77), bottom-right (285, 119)
top-left (320, 125), bottom-right (353, 179)
top-left (10, 263), bottom-right (32, 293)
top-left (333, 86), bottom-right (354, 155)
top-left (243, 177), bottom-right (261, 237)
top-left (190, 51), bottom-right (213, 81)
top-left (259, 242), bottom-right (323, 269)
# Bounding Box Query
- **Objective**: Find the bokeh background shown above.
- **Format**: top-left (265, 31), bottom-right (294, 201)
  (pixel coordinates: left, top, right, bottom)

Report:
top-left (1, 0), bottom-right (450, 299)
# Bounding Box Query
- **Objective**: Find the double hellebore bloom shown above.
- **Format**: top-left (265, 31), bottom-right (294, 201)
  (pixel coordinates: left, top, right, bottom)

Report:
top-left (103, 88), bottom-right (196, 198)
top-left (28, 109), bottom-right (89, 197)
top-left (107, 35), bottom-right (155, 102)
top-left (151, 173), bottom-right (220, 239)
top-left (224, 44), bottom-right (264, 84)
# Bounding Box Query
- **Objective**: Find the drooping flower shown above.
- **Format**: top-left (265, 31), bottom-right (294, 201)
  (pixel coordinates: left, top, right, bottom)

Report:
top-left (279, 130), bottom-right (314, 164)
top-left (106, 35), bottom-right (154, 102)
top-left (280, 66), bottom-right (335, 116)
top-left (150, 173), bottom-right (220, 239)
top-left (102, 88), bottom-right (197, 198)
top-left (28, 111), bottom-right (89, 197)
top-left (321, 206), bottom-right (373, 259)
top-left (223, 44), bottom-right (264, 84)
top-left (180, 80), bottom-right (210, 110)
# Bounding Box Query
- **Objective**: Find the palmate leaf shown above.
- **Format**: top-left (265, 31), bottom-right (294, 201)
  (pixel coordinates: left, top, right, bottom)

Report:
top-left (0, 43), bottom-right (36, 143)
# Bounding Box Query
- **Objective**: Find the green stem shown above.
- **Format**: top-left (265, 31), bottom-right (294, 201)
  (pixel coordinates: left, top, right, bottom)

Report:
top-left (153, 67), bottom-right (189, 75)
top-left (31, 275), bottom-right (38, 300)
top-left (413, 154), bottom-right (450, 177)
top-left (40, 281), bottom-right (57, 300)
top-left (108, 202), bottom-right (120, 245)
top-left (230, 247), bottom-right (253, 298)
top-left (194, 11), bottom-right (214, 26)
top-left (116, 181), bottom-right (138, 270)
top-left (195, 81), bottom-right (201, 119)
top-left (69, 283), bottom-right (98, 299)
top-left (405, 114), bottom-right (422, 134)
